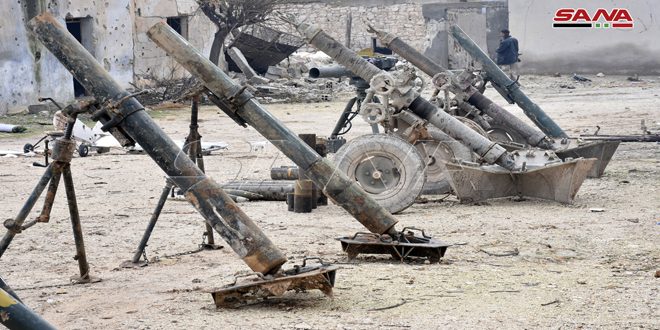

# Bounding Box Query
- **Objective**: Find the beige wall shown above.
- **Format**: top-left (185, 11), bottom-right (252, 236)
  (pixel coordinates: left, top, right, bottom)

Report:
top-left (1, 0), bottom-right (135, 115)
top-left (509, 0), bottom-right (660, 74)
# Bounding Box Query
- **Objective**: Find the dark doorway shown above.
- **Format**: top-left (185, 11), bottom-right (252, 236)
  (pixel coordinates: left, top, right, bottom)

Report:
top-left (65, 17), bottom-right (93, 97)
top-left (66, 19), bottom-right (85, 97)
top-left (167, 16), bottom-right (189, 39)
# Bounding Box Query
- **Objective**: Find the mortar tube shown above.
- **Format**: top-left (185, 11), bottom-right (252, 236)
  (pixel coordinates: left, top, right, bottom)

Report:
top-left (373, 28), bottom-right (551, 148)
top-left (29, 13), bottom-right (286, 275)
top-left (147, 22), bottom-right (399, 237)
top-left (449, 24), bottom-right (568, 138)
top-left (295, 22), bottom-right (516, 170)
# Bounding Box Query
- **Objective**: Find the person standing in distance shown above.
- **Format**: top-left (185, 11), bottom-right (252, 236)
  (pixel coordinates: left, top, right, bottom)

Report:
top-left (496, 29), bottom-right (519, 80)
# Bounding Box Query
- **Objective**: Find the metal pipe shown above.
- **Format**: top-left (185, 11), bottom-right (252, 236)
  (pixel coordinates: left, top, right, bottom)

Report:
top-left (295, 22), bottom-right (516, 170)
top-left (0, 165), bottom-right (54, 257)
top-left (309, 65), bottom-right (354, 79)
top-left (62, 164), bottom-right (90, 280)
top-left (371, 27), bottom-right (551, 149)
top-left (0, 288), bottom-right (57, 330)
top-left (330, 97), bottom-right (358, 138)
top-left (37, 164), bottom-right (63, 223)
top-left (29, 13), bottom-right (286, 275)
top-left (147, 22), bottom-right (400, 236)
top-left (132, 181), bottom-right (174, 263)
top-left (449, 25), bottom-right (568, 138)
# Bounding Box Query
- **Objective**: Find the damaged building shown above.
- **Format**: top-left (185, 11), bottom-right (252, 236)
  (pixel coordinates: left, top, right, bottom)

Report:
top-left (2, 0), bottom-right (658, 115)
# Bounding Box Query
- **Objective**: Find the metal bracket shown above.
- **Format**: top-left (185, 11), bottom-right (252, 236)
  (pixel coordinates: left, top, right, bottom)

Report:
top-left (208, 257), bottom-right (338, 308)
top-left (206, 91), bottom-right (248, 128)
top-left (91, 91), bottom-right (148, 132)
top-left (338, 230), bottom-right (450, 263)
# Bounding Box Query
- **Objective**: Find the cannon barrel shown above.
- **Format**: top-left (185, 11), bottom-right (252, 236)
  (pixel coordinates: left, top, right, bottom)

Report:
top-left (28, 13), bottom-right (286, 275)
top-left (309, 65), bottom-right (354, 78)
top-left (371, 27), bottom-right (551, 149)
top-left (295, 22), bottom-right (516, 170)
top-left (449, 25), bottom-right (568, 138)
top-left (148, 22), bottom-right (400, 236)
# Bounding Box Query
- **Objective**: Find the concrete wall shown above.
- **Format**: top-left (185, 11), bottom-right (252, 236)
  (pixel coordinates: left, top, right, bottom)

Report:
top-left (0, 0), bottom-right (214, 116)
top-left (0, 0), bottom-right (509, 115)
top-left (510, 0), bottom-right (660, 74)
top-left (421, 2), bottom-right (507, 69)
top-left (1, 0), bottom-right (135, 115)
top-left (132, 0), bottom-right (215, 82)
top-left (279, 1), bottom-right (507, 69)
top-left (278, 3), bottom-right (428, 52)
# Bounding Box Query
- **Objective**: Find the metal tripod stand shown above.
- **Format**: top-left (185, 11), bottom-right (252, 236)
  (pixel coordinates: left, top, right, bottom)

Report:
top-left (125, 95), bottom-right (221, 267)
top-left (0, 98), bottom-right (99, 284)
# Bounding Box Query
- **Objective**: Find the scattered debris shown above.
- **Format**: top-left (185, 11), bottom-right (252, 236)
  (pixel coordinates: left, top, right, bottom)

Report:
top-left (0, 123), bottom-right (27, 133)
top-left (368, 299), bottom-right (408, 311)
top-left (627, 74), bottom-right (641, 82)
top-left (589, 208), bottom-right (605, 213)
top-left (541, 299), bottom-right (560, 306)
top-left (572, 73), bottom-right (592, 82)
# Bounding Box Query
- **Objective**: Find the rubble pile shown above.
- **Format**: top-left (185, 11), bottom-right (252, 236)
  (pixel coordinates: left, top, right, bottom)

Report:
top-left (233, 51), bottom-right (356, 104)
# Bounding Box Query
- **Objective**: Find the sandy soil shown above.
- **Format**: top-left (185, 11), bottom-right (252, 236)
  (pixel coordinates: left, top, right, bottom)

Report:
top-left (1, 75), bottom-right (658, 329)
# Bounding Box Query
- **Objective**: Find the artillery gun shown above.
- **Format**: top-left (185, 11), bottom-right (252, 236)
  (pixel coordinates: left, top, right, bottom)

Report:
top-left (292, 20), bottom-right (596, 211)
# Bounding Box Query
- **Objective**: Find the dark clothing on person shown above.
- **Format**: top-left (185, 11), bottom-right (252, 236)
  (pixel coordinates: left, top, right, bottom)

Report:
top-left (496, 36), bottom-right (519, 65)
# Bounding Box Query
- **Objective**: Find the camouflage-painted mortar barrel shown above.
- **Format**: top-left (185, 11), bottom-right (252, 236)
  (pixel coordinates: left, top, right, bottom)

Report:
top-left (449, 25), bottom-right (568, 138)
top-left (147, 22), bottom-right (400, 236)
top-left (28, 13), bottom-right (286, 275)
top-left (294, 22), bottom-right (517, 171)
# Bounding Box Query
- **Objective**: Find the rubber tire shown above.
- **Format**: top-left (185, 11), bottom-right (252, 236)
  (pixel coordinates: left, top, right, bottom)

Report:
top-left (23, 143), bottom-right (34, 154)
top-left (334, 134), bottom-right (426, 214)
top-left (78, 144), bottom-right (90, 157)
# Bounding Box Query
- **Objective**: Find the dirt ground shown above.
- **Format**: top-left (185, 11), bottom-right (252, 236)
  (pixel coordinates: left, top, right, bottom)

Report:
top-left (1, 75), bottom-right (658, 329)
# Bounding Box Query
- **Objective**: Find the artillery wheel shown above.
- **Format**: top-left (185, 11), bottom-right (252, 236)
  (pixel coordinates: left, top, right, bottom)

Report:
top-left (487, 124), bottom-right (526, 144)
top-left (334, 134), bottom-right (426, 214)
top-left (416, 126), bottom-right (475, 195)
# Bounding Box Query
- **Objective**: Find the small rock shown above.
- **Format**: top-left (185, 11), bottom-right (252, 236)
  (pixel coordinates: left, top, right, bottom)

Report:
top-left (655, 270), bottom-right (660, 278)
top-left (552, 72), bottom-right (561, 77)
top-left (589, 208), bottom-right (605, 213)
top-left (577, 280), bottom-right (587, 285)
top-left (596, 72), bottom-right (605, 77)
top-left (192, 278), bottom-right (202, 283)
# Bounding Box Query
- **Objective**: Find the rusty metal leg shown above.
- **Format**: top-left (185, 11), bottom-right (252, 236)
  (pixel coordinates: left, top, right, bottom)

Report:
top-left (62, 164), bottom-right (97, 283)
top-left (0, 164), bottom-right (55, 257)
top-left (36, 164), bottom-right (63, 223)
top-left (31, 13), bottom-right (288, 275)
top-left (127, 180), bottom-right (175, 266)
top-left (187, 97), bottom-right (219, 250)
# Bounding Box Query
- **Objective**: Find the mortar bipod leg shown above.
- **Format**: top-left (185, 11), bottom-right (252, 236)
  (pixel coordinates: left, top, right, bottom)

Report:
top-left (122, 180), bottom-right (175, 267)
top-left (62, 163), bottom-right (99, 284)
top-left (30, 13), bottom-right (287, 275)
top-left (186, 96), bottom-right (220, 250)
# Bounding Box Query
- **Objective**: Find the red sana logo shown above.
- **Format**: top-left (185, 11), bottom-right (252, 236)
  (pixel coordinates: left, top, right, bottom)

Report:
top-left (553, 8), bottom-right (634, 28)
